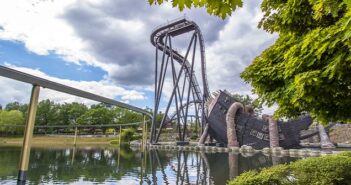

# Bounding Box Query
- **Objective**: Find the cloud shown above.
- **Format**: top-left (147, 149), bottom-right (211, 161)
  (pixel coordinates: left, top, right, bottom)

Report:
top-left (0, 0), bottom-right (278, 113)
top-left (62, 0), bottom-right (228, 85)
top-left (0, 0), bottom-right (228, 86)
top-left (205, 1), bottom-right (277, 94)
top-left (0, 64), bottom-right (146, 107)
top-left (0, 0), bottom-right (97, 65)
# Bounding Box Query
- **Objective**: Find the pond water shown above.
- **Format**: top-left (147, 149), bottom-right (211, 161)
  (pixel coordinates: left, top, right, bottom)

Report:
top-left (0, 146), bottom-right (299, 185)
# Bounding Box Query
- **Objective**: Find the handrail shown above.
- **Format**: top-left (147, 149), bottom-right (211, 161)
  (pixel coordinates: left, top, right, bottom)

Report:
top-left (0, 65), bottom-right (152, 119)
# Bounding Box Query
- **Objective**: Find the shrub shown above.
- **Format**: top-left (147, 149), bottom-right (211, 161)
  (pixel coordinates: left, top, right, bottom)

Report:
top-left (120, 128), bottom-right (136, 142)
top-left (105, 128), bottom-right (115, 135)
top-left (228, 152), bottom-right (351, 185)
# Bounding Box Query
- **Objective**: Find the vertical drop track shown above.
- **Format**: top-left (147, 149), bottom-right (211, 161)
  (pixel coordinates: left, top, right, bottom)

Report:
top-left (150, 18), bottom-right (210, 144)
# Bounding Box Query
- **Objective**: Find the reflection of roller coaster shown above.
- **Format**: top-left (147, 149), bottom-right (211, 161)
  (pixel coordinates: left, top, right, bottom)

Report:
top-left (150, 18), bottom-right (210, 143)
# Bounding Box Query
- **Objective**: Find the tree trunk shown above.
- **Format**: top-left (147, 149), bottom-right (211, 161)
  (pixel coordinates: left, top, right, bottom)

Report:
top-left (318, 124), bottom-right (335, 149)
top-left (226, 102), bottom-right (244, 147)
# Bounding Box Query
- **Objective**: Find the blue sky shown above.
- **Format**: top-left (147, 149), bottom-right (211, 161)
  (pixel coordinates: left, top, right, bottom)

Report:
top-left (0, 0), bottom-right (277, 114)
top-left (0, 40), bottom-right (106, 81)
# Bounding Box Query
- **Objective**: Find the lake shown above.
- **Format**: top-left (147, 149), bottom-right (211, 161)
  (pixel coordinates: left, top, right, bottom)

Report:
top-left (0, 146), bottom-right (298, 184)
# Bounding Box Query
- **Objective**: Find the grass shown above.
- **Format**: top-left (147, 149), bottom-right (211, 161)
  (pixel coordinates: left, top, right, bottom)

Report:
top-left (0, 135), bottom-right (120, 147)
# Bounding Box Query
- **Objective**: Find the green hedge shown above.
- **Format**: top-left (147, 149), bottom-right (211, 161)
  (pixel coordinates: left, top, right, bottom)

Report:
top-left (228, 152), bottom-right (351, 185)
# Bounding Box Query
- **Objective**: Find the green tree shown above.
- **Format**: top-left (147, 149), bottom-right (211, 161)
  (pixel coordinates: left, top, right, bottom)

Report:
top-left (0, 110), bottom-right (25, 134)
top-left (151, 0), bottom-right (351, 122)
top-left (58, 102), bottom-right (88, 125)
top-left (229, 92), bottom-right (263, 116)
top-left (240, 0), bottom-right (351, 123)
top-left (5, 102), bottom-right (28, 123)
top-left (115, 108), bottom-right (143, 126)
top-left (148, 0), bottom-right (243, 19)
top-left (77, 106), bottom-right (114, 126)
top-left (5, 102), bottom-right (22, 111)
top-left (35, 99), bottom-right (60, 125)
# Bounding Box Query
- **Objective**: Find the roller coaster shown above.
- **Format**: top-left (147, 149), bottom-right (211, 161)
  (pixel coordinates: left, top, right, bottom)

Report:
top-left (149, 18), bottom-right (334, 149)
top-left (150, 18), bottom-right (210, 144)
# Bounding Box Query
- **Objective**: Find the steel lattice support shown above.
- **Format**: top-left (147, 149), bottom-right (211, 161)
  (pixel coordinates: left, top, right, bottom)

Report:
top-left (150, 18), bottom-right (210, 144)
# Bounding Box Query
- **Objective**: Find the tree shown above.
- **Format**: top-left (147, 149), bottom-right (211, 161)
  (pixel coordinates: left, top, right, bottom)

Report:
top-left (115, 108), bottom-right (143, 125)
top-left (5, 102), bottom-right (22, 111)
top-left (57, 103), bottom-right (88, 125)
top-left (240, 0), bottom-right (351, 123)
top-left (77, 106), bottom-right (114, 126)
top-left (5, 102), bottom-right (28, 123)
top-left (149, 0), bottom-right (351, 123)
top-left (229, 92), bottom-right (263, 116)
top-left (148, 0), bottom-right (243, 19)
top-left (0, 110), bottom-right (25, 134)
top-left (35, 100), bottom-right (60, 125)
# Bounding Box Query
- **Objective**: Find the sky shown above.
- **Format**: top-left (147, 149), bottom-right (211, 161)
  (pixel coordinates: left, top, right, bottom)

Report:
top-left (0, 0), bottom-right (277, 114)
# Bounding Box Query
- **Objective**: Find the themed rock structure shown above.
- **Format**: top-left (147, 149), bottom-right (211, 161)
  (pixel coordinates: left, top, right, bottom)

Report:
top-left (150, 18), bottom-right (335, 149)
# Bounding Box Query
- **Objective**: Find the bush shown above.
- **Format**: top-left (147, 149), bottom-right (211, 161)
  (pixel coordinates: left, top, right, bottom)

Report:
top-left (228, 152), bottom-right (351, 185)
top-left (120, 128), bottom-right (136, 143)
top-left (105, 128), bottom-right (115, 135)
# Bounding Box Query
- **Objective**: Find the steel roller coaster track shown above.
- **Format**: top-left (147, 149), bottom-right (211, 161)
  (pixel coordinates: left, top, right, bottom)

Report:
top-left (150, 18), bottom-right (210, 144)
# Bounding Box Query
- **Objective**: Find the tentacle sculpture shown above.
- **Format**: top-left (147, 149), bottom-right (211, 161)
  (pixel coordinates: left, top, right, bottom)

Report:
top-left (226, 102), bottom-right (244, 147)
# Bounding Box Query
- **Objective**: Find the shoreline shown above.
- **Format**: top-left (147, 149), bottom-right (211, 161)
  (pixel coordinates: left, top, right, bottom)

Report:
top-left (0, 135), bottom-right (120, 147)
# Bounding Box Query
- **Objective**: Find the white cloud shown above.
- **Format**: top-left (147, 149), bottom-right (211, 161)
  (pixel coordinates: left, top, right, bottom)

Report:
top-left (0, 0), bottom-right (279, 114)
top-left (0, 64), bottom-right (145, 106)
top-left (0, 0), bottom-right (96, 65)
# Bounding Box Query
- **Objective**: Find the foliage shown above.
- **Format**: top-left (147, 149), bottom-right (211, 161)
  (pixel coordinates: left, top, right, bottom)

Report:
top-left (229, 92), bottom-right (263, 116)
top-left (0, 110), bottom-right (24, 134)
top-left (1, 100), bottom-right (145, 135)
top-left (5, 102), bottom-right (28, 118)
top-left (105, 128), bottom-right (116, 135)
top-left (36, 99), bottom-right (60, 125)
top-left (115, 107), bottom-right (143, 126)
top-left (120, 128), bottom-right (136, 142)
top-left (57, 102), bottom-right (88, 125)
top-left (241, 0), bottom-right (351, 123)
top-left (148, 0), bottom-right (243, 19)
top-left (76, 106), bottom-right (114, 126)
top-left (228, 152), bottom-right (351, 185)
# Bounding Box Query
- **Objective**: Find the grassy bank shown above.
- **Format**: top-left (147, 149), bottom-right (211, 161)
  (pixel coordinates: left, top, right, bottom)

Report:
top-left (0, 135), bottom-right (120, 147)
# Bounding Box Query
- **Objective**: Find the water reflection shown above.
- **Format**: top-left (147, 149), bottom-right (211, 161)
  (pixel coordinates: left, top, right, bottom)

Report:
top-left (0, 146), bottom-right (297, 184)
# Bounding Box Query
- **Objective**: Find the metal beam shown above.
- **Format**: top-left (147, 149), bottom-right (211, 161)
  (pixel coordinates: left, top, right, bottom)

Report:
top-left (0, 65), bottom-right (152, 118)
top-left (0, 121), bottom-right (148, 128)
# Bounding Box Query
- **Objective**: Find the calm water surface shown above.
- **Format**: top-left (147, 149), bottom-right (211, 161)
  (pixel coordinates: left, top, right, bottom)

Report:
top-left (0, 146), bottom-right (298, 184)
